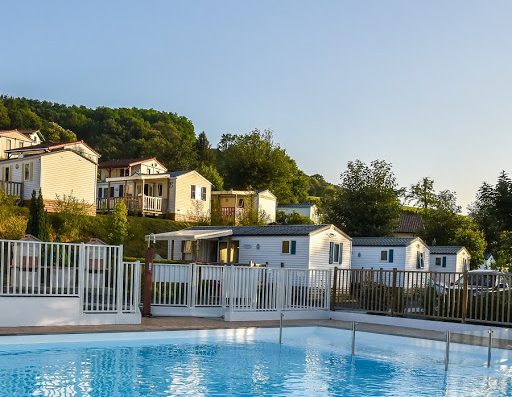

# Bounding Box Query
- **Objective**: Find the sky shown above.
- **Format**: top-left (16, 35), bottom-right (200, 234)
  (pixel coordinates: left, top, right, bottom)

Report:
top-left (1, 1), bottom-right (512, 210)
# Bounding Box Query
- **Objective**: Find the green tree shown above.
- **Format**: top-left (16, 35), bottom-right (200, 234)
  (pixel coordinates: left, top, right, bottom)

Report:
top-left (109, 200), bottom-right (128, 245)
top-left (40, 121), bottom-right (77, 143)
top-left (0, 102), bottom-right (10, 129)
top-left (26, 189), bottom-right (50, 241)
top-left (217, 129), bottom-right (309, 202)
top-left (323, 160), bottom-right (402, 236)
top-left (197, 163), bottom-right (224, 190)
top-left (406, 177), bottom-right (437, 209)
top-left (196, 131), bottom-right (215, 165)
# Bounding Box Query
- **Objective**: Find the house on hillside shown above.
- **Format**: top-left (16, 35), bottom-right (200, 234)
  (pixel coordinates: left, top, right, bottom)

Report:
top-left (393, 212), bottom-right (424, 237)
top-left (351, 237), bottom-right (430, 272)
top-left (146, 224), bottom-right (351, 270)
top-left (0, 129), bottom-right (44, 159)
top-left (211, 189), bottom-right (277, 224)
top-left (429, 246), bottom-right (470, 275)
top-left (277, 203), bottom-right (321, 223)
top-left (97, 158), bottom-right (211, 220)
top-left (0, 140), bottom-right (99, 214)
top-left (480, 253), bottom-right (496, 270)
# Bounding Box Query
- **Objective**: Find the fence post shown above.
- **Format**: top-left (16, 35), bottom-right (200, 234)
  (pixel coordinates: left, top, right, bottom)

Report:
top-left (142, 244), bottom-right (153, 317)
top-left (391, 268), bottom-right (398, 316)
top-left (461, 268), bottom-right (469, 323)
top-left (330, 267), bottom-right (338, 311)
top-left (190, 263), bottom-right (197, 308)
top-left (78, 243), bottom-right (85, 313)
top-left (116, 245), bottom-right (124, 314)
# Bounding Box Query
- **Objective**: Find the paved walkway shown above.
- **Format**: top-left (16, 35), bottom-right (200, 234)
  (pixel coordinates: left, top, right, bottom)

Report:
top-left (0, 317), bottom-right (510, 349)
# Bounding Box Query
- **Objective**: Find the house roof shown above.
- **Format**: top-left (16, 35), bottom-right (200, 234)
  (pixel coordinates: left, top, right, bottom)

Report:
top-left (394, 213), bottom-right (424, 234)
top-left (185, 224), bottom-right (349, 238)
top-left (0, 129), bottom-right (34, 141)
top-left (278, 203), bottom-right (316, 209)
top-left (352, 236), bottom-right (422, 247)
top-left (98, 157), bottom-right (165, 169)
top-left (430, 246), bottom-right (466, 255)
top-left (4, 140), bottom-right (100, 156)
top-left (168, 170), bottom-right (192, 177)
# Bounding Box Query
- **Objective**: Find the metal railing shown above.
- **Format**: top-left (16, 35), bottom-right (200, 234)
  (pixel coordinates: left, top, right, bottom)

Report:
top-left (332, 267), bottom-right (512, 326)
top-left (0, 239), bottom-right (142, 314)
top-left (148, 263), bottom-right (330, 312)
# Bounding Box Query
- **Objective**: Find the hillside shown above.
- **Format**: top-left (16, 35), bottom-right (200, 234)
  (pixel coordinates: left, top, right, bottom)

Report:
top-left (0, 95), bottom-right (337, 203)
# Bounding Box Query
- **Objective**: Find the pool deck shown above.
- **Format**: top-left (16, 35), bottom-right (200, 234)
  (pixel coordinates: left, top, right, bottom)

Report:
top-left (0, 317), bottom-right (510, 349)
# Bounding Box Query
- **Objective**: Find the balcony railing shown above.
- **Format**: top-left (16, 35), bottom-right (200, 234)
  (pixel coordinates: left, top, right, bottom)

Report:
top-left (97, 196), bottom-right (167, 214)
top-left (0, 180), bottom-right (23, 199)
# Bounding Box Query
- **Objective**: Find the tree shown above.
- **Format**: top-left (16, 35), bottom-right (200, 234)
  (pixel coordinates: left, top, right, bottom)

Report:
top-left (40, 121), bottom-right (77, 143)
top-left (0, 190), bottom-right (26, 239)
top-left (407, 177), bottom-right (437, 209)
top-left (26, 189), bottom-right (50, 241)
top-left (217, 129), bottom-right (309, 202)
top-left (323, 160), bottom-right (402, 236)
top-left (197, 163), bottom-right (224, 190)
top-left (109, 200), bottom-right (128, 245)
top-left (52, 193), bottom-right (89, 241)
top-left (196, 131), bottom-right (215, 165)
top-left (0, 102), bottom-right (10, 129)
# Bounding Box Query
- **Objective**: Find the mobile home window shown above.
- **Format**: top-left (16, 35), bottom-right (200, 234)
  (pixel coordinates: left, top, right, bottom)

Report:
top-left (435, 257), bottom-right (441, 266)
top-left (23, 163), bottom-right (33, 181)
top-left (97, 188), bottom-right (103, 198)
top-left (380, 250), bottom-right (388, 261)
top-left (201, 187), bottom-right (207, 201)
top-left (416, 252), bottom-right (425, 269)
top-left (282, 240), bottom-right (296, 255)
top-left (329, 242), bottom-right (342, 264)
top-left (191, 185), bottom-right (196, 199)
top-left (158, 184), bottom-right (163, 197)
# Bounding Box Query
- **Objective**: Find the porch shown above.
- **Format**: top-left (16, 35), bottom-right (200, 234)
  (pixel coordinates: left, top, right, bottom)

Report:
top-left (0, 180), bottom-right (23, 200)
top-left (97, 196), bottom-right (168, 215)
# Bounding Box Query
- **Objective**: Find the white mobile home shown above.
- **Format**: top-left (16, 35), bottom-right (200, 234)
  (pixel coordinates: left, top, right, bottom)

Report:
top-left (147, 224), bottom-right (352, 270)
top-left (351, 237), bottom-right (430, 272)
top-left (429, 246), bottom-right (470, 274)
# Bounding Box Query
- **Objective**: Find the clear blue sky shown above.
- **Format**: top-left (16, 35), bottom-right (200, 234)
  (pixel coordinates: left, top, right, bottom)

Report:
top-left (1, 1), bottom-right (512, 210)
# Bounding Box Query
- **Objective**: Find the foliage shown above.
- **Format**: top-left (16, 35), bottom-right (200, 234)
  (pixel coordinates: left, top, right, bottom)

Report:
top-left (323, 160), bottom-right (402, 236)
top-left (40, 121), bottom-right (76, 143)
top-left (26, 189), bottom-right (50, 241)
top-left (195, 131), bottom-right (215, 165)
top-left (52, 193), bottom-right (89, 241)
top-left (0, 191), bottom-right (26, 239)
top-left (470, 171), bottom-right (512, 269)
top-left (216, 129), bottom-right (309, 203)
top-left (197, 163), bottom-right (224, 190)
top-left (108, 200), bottom-right (128, 245)
top-left (276, 211), bottom-right (314, 225)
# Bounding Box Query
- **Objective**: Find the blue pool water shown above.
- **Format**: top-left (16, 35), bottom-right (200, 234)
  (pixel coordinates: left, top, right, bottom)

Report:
top-left (0, 327), bottom-right (511, 396)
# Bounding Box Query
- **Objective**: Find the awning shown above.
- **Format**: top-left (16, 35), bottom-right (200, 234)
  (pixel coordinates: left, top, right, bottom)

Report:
top-left (145, 229), bottom-right (233, 242)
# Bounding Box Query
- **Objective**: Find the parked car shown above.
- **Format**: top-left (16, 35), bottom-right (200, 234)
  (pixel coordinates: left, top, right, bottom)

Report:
top-left (433, 270), bottom-right (511, 296)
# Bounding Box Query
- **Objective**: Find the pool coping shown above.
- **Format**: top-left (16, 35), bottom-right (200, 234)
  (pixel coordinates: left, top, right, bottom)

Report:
top-left (0, 317), bottom-right (510, 350)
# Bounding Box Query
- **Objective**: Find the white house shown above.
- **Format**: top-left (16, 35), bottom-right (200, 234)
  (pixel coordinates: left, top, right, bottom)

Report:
top-left (97, 158), bottom-right (212, 221)
top-left (0, 140), bottom-right (100, 214)
top-left (146, 224), bottom-right (352, 270)
top-left (277, 203), bottom-right (320, 223)
top-left (351, 237), bottom-right (430, 272)
top-left (429, 246), bottom-right (470, 274)
top-left (211, 189), bottom-right (277, 224)
top-left (0, 129), bottom-right (44, 159)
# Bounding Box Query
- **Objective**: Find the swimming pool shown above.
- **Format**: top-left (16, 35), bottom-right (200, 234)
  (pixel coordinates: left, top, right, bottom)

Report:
top-left (0, 326), bottom-right (510, 396)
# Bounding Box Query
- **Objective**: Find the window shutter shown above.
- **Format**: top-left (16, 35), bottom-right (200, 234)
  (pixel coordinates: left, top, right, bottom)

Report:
top-left (339, 243), bottom-right (343, 264)
top-left (442, 256), bottom-right (447, 268)
top-left (22, 164), bottom-right (25, 182)
top-left (416, 251), bottom-right (420, 269)
top-left (388, 249), bottom-right (394, 263)
top-left (29, 162), bottom-right (33, 181)
top-left (291, 240), bottom-right (296, 255)
top-left (329, 242), bottom-right (334, 264)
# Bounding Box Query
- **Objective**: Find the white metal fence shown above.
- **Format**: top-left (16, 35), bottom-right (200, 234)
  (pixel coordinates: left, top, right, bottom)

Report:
top-left (150, 263), bottom-right (331, 312)
top-left (0, 239), bottom-right (142, 314)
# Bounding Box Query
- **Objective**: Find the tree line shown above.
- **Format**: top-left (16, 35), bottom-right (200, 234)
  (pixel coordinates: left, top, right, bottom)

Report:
top-left (0, 96), bottom-right (335, 203)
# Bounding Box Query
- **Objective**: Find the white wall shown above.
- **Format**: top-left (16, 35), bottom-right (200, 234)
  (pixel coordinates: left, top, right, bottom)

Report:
top-left (429, 254), bottom-right (457, 273)
top-left (309, 229), bottom-right (351, 270)
top-left (256, 192), bottom-right (277, 223)
top-left (351, 246), bottom-right (407, 270)
top-left (405, 242), bottom-right (430, 271)
top-left (237, 236), bottom-right (310, 268)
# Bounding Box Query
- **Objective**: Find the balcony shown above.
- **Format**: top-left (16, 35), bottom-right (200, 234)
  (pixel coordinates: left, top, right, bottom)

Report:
top-left (97, 196), bottom-right (167, 215)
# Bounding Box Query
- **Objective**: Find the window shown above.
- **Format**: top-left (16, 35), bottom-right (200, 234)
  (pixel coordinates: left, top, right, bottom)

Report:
top-left (380, 250), bottom-right (388, 261)
top-left (191, 185), bottom-right (196, 199)
top-left (119, 185), bottom-right (124, 197)
top-left (329, 242), bottom-right (342, 264)
top-left (435, 257), bottom-right (441, 266)
top-left (282, 240), bottom-right (296, 255)
top-left (238, 198), bottom-right (245, 208)
top-left (416, 251), bottom-right (425, 269)
top-left (110, 186), bottom-right (115, 198)
top-left (120, 168), bottom-right (129, 177)
top-left (23, 163), bottom-right (33, 181)
top-left (201, 187), bottom-right (207, 201)
top-left (158, 184), bottom-right (163, 197)
top-left (2, 166), bottom-right (11, 181)
top-left (97, 188), bottom-right (103, 198)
